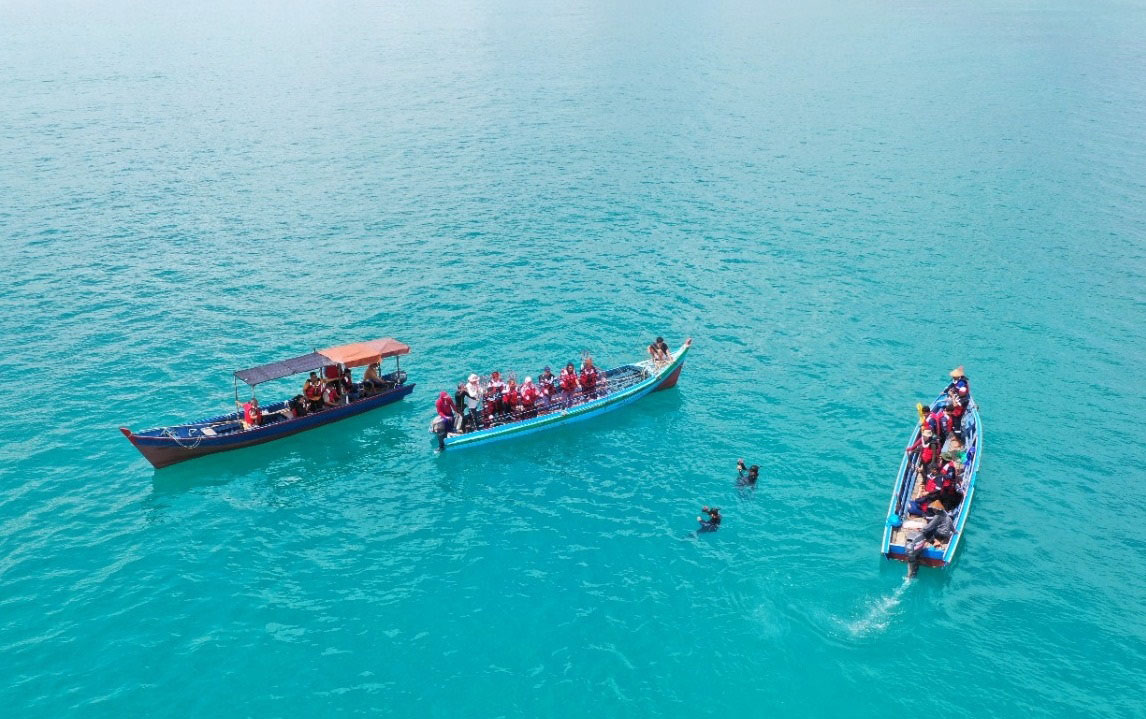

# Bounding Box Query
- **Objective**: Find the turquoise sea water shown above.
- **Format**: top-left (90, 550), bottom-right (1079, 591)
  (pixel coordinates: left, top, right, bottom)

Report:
top-left (3, 0), bottom-right (1145, 715)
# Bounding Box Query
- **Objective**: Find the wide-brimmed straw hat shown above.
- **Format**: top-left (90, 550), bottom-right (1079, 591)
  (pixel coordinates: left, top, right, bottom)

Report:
top-left (468, 374), bottom-right (479, 383)
top-left (950, 366), bottom-right (965, 378)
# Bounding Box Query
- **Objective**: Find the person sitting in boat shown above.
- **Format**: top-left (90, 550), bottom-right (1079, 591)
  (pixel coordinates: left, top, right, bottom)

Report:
top-left (925, 406), bottom-right (952, 445)
top-left (341, 367), bottom-right (357, 399)
top-left (560, 363), bottom-right (579, 403)
top-left (908, 478), bottom-right (964, 516)
top-left (463, 374), bottom-right (483, 430)
top-left (242, 397), bottom-right (263, 429)
top-left (944, 366), bottom-right (970, 399)
top-left (579, 357), bottom-right (601, 399)
top-left (697, 506), bottom-right (722, 532)
top-left (323, 380), bottom-right (343, 408)
top-left (433, 391), bottom-right (457, 450)
top-left (905, 510), bottom-right (954, 577)
top-left (941, 436), bottom-right (967, 465)
top-left (906, 428), bottom-right (939, 474)
top-left (648, 337), bottom-right (671, 363)
top-left (303, 372), bottom-right (324, 411)
top-left (503, 378), bottom-right (522, 417)
top-left (362, 362), bottom-right (385, 393)
top-left (520, 377), bottom-right (540, 417)
top-left (737, 459), bottom-right (760, 487)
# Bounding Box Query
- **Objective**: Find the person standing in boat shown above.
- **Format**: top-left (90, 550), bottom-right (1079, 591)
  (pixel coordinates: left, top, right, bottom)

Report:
top-left (503, 378), bottom-right (522, 418)
top-left (520, 377), bottom-right (540, 417)
top-left (453, 382), bottom-right (468, 431)
top-left (537, 366), bottom-right (556, 405)
top-left (463, 374), bottom-right (483, 430)
top-left (579, 357), bottom-right (601, 399)
top-left (434, 391), bottom-right (457, 450)
top-left (487, 371), bottom-right (507, 419)
top-left (559, 363), bottom-right (579, 405)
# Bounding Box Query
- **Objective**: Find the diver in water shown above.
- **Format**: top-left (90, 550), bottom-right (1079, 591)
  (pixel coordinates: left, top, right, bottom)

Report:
top-left (697, 506), bottom-right (722, 532)
top-left (737, 459), bottom-right (760, 487)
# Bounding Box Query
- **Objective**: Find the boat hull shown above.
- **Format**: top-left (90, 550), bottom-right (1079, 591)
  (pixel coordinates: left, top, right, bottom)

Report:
top-left (442, 341), bottom-right (690, 450)
top-left (122, 383), bottom-right (415, 469)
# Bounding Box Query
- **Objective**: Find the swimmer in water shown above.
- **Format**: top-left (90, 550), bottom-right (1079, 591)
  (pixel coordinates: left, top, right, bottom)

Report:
top-left (736, 459), bottom-right (760, 487)
top-left (697, 506), bottom-right (722, 532)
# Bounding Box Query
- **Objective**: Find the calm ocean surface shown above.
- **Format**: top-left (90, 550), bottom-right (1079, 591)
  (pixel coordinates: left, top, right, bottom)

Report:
top-left (2, 0), bottom-right (1145, 715)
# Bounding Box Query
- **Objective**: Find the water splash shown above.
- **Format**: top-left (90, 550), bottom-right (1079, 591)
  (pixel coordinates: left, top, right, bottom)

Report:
top-left (845, 576), bottom-right (913, 638)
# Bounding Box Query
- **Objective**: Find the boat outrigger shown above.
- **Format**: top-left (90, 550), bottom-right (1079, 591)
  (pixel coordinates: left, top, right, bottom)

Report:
top-left (437, 339), bottom-right (691, 450)
top-left (121, 337), bottom-right (415, 468)
top-left (881, 388), bottom-right (982, 575)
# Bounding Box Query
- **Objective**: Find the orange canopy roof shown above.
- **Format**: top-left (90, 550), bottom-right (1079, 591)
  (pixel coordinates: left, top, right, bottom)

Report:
top-left (318, 338), bottom-right (410, 368)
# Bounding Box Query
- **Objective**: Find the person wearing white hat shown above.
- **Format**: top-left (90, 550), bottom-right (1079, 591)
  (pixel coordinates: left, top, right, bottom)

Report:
top-left (463, 374), bottom-right (483, 431)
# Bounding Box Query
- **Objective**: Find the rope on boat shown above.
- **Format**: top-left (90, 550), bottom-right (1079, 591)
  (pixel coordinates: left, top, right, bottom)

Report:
top-left (163, 427), bottom-right (204, 449)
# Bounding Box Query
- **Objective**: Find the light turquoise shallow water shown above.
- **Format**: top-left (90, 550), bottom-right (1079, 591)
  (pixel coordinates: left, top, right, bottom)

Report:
top-left (2, 0), bottom-right (1145, 715)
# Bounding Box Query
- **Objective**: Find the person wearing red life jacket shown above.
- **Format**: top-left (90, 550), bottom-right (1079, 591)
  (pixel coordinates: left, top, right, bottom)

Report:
top-left (302, 372), bottom-right (324, 411)
top-left (579, 357), bottom-right (601, 399)
top-left (503, 379), bottom-right (522, 417)
top-left (487, 371), bottom-right (507, 417)
top-left (906, 428), bottom-right (940, 481)
top-left (323, 380), bottom-right (343, 408)
top-left (925, 407), bottom-right (952, 444)
top-left (560, 363), bottom-right (579, 403)
top-left (242, 397), bottom-right (263, 429)
top-left (520, 377), bottom-right (540, 416)
top-left (944, 397), bottom-right (966, 441)
top-left (433, 391), bottom-right (456, 450)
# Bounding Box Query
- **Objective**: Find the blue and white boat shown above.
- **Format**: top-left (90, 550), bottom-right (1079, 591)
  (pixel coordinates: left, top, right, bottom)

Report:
top-left (440, 339), bottom-right (691, 450)
top-left (881, 392), bottom-right (982, 569)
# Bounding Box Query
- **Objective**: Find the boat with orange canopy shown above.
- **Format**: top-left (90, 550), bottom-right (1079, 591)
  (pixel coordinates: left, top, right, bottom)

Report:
top-left (120, 337), bottom-right (415, 468)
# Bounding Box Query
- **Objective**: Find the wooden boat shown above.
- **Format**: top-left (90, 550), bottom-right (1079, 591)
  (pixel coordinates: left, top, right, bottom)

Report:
top-left (881, 393), bottom-right (982, 569)
top-left (121, 338), bottom-right (415, 469)
top-left (440, 339), bottom-right (691, 450)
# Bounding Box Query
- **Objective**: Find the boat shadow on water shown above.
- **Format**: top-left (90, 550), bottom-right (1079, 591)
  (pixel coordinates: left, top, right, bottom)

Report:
top-left (149, 409), bottom-right (414, 496)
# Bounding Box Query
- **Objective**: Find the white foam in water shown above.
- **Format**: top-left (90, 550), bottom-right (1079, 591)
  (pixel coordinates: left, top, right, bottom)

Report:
top-left (845, 577), bottom-right (912, 638)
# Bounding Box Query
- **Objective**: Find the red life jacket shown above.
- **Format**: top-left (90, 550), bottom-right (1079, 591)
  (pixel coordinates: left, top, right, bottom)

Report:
top-left (560, 370), bottom-right (578, 391)
top-left (243, 402), bottom-right (262, 426)
top-left (504, 385), bottom-right (520, 406)
top-left (521, 385), bottom-right (539, 406)
top-left (304, 381), bottom-right (322, 401)
top-left (927, 411), bottom-right (951, 435)
top-left (436, 394), bottom-right (455, 418)
top-left (579, 367), bottom-right (599, 388)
